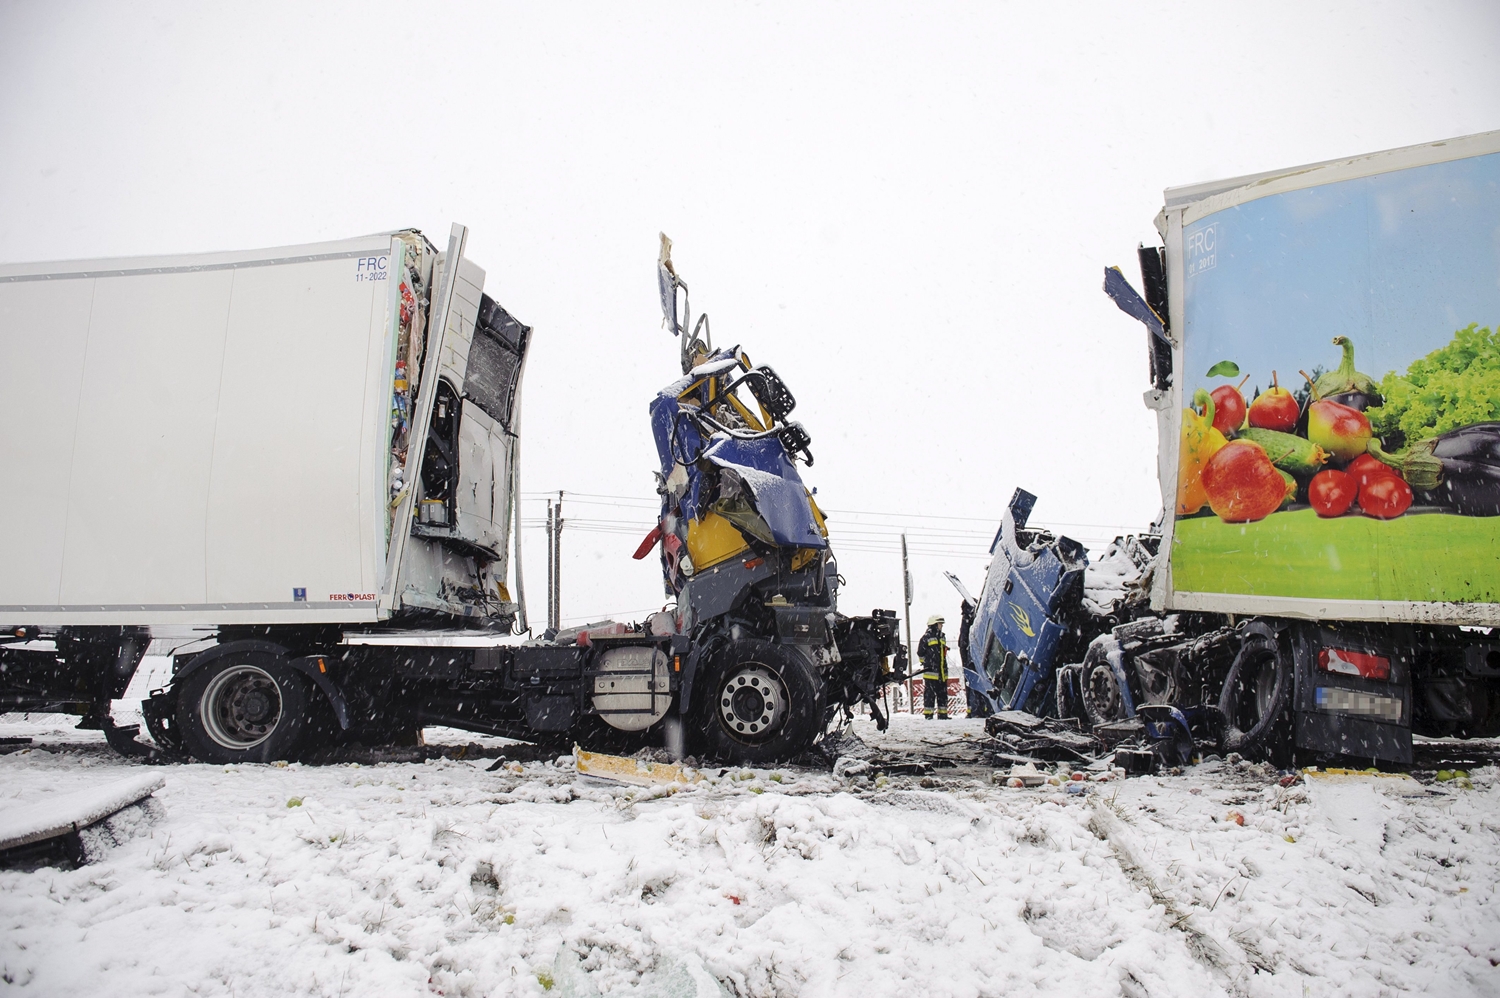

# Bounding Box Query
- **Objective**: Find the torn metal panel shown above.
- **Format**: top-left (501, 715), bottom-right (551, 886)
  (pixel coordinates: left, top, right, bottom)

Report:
top-left (702, 436), bottom-right (825, 550)
top-left (1102, 265), bottom-right (1168, 345)
top-left (984, 710), bottom-right (1099, 762)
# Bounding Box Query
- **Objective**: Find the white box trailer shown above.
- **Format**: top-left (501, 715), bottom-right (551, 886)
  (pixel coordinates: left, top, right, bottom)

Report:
top-left (0, 224), bottom-right (525, 628)
top-left (0, 225), bottom-right (548, 761)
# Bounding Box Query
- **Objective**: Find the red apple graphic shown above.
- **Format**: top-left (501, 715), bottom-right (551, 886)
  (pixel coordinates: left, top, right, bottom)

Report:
top-left (1210, 384), bottom-right (1247, 436)
top-left (1248, 371), bottom-right (1300, 432)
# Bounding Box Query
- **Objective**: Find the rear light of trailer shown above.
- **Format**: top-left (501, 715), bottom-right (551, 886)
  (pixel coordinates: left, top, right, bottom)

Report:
top-left (1317, 647), bottom-right (1391, 682)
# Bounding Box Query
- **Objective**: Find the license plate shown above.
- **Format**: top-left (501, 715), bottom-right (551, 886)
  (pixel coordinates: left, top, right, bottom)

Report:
top-left (1315, 687), bottom-right (1402, 722)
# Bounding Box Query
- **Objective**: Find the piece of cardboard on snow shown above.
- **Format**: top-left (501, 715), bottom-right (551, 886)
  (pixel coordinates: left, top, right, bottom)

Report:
top-left (0, 773), bottom-right (166, 851)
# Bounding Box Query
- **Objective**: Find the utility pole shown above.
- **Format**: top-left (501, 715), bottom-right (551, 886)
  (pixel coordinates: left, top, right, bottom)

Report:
top-left (545, 499), bottom-right (556, 631)
top-left (553, 491), bottom-right (564, 630)
top-left (902, 533), bottom-right (914, 715)
top-left (543, 491), bottom-right (566, 631)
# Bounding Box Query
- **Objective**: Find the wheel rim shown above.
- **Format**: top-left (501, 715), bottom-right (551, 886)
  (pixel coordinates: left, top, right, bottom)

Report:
top-left (1084, 664), bottom-right (1121, 722)
top-left (200, 665), bottom-right (283, 750)
top-left (717, 664), bottom-right (789, 742)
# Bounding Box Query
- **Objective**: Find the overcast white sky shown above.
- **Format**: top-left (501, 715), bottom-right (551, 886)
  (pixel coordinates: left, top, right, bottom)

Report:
top-left (3, 2), bottom-right (1498, 629)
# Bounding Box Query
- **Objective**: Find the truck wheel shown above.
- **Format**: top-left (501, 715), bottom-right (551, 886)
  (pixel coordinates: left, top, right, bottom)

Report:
top-left (1219, 628), bottom-right (1293, 764)
top-left (1081, 643), bottom-right (1128, 728)
top-left (697, 641), bottom-right (824, 764)
top-left (178, 653), bottom-right (313, 764)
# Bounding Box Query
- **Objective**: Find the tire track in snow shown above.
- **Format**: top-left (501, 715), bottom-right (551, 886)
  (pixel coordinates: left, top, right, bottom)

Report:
top-left (1089, 797), bottom-right (1257, 996)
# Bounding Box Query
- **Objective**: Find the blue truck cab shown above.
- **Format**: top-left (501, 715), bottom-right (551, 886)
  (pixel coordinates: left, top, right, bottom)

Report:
top-left (961, 489), bottom-right (1088, 717)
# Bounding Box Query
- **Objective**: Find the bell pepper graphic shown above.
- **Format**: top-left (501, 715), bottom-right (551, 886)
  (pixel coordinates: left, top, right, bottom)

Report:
top-left (1178, 388), bottom-right (1228, 515)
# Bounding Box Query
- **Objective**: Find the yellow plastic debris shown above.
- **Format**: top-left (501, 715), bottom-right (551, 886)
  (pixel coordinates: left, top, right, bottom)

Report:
top-left (574, 747), bottom-right (703, 788)
top-left (1301, 767), bottom-right (1428, 796)
top-left (1301, 766), bottom-right (1416, 782)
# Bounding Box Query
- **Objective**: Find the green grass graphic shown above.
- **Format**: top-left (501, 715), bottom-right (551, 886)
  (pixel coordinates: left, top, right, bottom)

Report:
top-left (1172, 507), bottom-right (1500, 603)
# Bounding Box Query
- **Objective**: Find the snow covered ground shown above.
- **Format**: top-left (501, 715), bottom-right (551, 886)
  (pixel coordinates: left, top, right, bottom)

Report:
top-left (1, 713), bottom-right (1497, 998)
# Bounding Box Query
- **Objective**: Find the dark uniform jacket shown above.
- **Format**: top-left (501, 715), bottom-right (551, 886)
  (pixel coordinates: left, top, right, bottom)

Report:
top-left (918, 626), bottom-right (948, 682)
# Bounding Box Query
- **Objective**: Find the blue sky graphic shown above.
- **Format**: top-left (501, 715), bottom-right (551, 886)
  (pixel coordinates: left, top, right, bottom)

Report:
top-left (1183, 151), bottom-right (1500, 401)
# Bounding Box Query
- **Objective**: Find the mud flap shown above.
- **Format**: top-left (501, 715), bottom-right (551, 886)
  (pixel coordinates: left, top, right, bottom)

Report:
top-left (1290, 624), bottom-right (1412, 765)
top-left (100, 712), bottom-right (160, 759)
top-left (1295, 711), bottom-right (1412, 765)
top-left (141, 688), bottom-right (184, 755)
top-left (288, 655), bottom-right (351, 730)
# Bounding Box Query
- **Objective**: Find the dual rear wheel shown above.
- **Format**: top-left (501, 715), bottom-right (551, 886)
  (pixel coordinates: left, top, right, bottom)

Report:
top-left (1219, 628), bottom-right (1294, 765)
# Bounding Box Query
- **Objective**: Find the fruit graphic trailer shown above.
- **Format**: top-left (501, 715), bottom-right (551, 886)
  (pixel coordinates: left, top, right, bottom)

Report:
top-left (962, 133), bottom-right (1500, 771)
top-left (1159, 135), bottom-right (1500, 621)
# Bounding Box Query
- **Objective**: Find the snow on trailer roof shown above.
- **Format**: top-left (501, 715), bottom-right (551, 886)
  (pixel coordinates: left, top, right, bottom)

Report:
top-left (1161, 128), bottom-right (1500, 213)
top-left (0, 229), bottom-right (430, 282)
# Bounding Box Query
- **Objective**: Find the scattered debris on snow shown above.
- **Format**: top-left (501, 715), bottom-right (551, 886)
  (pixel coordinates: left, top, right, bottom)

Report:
top-left (0, 713), bottom-right (1497, 996)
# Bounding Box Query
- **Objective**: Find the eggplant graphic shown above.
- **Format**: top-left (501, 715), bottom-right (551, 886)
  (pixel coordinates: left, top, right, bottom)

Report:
top-left (1373, 422), bottom-right (1500, 516)
top-left (1295, 338), bottom-right (1384, 434)
top-left (1424, 423), bottom-right (1500, 516)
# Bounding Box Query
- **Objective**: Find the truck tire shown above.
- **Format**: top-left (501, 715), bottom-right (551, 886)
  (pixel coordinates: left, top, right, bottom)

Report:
top-left (178, 652), bottom-right (314, 764)
top-left (1218, 627), bottom-right (1293, 764)
top-left (1081, 642), bottom-right (1128, 728)
top-left (696, 640), bottom-right (824, 764)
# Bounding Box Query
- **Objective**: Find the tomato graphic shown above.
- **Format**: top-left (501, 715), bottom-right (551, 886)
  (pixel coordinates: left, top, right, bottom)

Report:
top-left (1359, 474), bottom-right (1413, 519)
top-left (1308, 469), bottom-right (1356, 518)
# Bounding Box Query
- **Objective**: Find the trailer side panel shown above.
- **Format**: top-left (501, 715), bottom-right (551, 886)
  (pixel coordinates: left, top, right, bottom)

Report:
top-left (0, 235), bottom-right (397, 624)
top-left (1160, 131), bottom-right (1500, 627)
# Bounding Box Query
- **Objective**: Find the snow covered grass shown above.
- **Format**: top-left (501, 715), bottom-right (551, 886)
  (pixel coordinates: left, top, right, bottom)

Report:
top-left (1, 715), bottom-right (1497, 997)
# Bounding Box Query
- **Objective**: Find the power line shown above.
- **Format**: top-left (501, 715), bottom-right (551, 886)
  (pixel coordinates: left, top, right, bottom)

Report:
top-left (521, 520), bottom-right (1119, 552)
top-left (520, 490), bottom-right (1140, 535)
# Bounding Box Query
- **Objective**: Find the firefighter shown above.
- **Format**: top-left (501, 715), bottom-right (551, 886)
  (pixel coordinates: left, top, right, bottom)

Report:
top-left (919, 614), bottom-right (949, 719)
